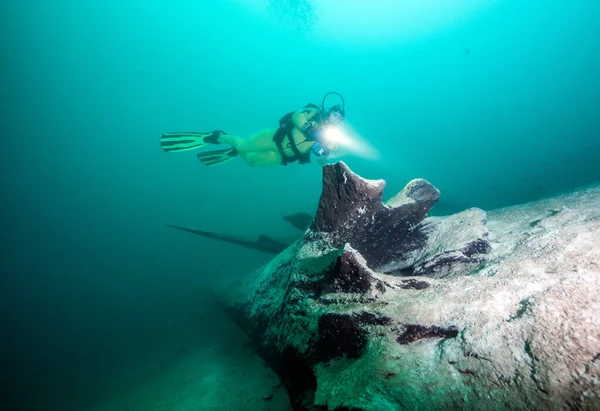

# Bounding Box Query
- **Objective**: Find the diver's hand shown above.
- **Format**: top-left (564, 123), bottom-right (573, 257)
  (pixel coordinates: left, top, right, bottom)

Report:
top-left (326, 141), bottom-right (339, 152)
top-left (316, 156), bottom-right (329, 166)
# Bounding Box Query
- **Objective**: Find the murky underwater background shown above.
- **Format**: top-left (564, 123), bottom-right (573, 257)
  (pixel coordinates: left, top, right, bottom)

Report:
top-left (1, 0), bottom-right (599, 409)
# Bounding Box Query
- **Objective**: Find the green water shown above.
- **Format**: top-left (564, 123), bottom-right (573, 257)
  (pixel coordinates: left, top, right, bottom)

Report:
top-left (1, 1), bottom-right (599, 410)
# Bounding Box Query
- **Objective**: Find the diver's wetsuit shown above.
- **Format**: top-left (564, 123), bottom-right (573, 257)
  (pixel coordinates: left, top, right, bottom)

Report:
top-left (272, 104), bottom-right (320, 166)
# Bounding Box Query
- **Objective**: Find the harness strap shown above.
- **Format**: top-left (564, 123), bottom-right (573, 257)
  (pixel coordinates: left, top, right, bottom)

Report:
top-left (273, 126), bottom-right (291, 166)
top-left (273, 113), bottom-right (311, 166)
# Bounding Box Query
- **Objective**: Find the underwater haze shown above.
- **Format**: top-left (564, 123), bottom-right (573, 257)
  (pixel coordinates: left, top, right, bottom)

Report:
top-left (1, 0), bottom-right (599, 410)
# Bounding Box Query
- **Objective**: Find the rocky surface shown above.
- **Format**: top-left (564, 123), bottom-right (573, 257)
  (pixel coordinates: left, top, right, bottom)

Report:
top-left (217, 161), bottom-right (600, 411)
top-left (309, 162), bottom-right (491, 276)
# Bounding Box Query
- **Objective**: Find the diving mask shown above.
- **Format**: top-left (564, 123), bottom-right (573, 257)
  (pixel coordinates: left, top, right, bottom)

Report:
top-left (325, 105), bottom-right (344, 125)
top-left (321, 92), bottom-right (346, 125)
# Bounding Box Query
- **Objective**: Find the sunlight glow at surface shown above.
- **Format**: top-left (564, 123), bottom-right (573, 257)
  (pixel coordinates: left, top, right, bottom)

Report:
top-left (239, 0), bottom-right (491, 44)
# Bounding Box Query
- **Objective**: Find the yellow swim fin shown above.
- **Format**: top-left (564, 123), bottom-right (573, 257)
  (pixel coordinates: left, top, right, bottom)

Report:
top-left (196, 148), bottom-right (238, 166)
top-left (159, 130), bottom-right (225, 152)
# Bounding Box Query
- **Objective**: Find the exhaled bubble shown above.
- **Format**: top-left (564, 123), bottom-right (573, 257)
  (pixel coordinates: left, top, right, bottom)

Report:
top-left (266, 0), bottom-right (318, 32)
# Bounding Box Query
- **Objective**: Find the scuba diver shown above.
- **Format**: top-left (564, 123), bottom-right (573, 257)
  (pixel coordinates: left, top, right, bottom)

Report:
top-left (159, 92), bottom-right (346, 167)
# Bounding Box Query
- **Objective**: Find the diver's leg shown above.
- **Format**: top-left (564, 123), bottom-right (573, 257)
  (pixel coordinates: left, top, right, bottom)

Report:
top-left (218, 129), bottom-right (278, 153)
top-left (239, 150), bottom-right (283, 167)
